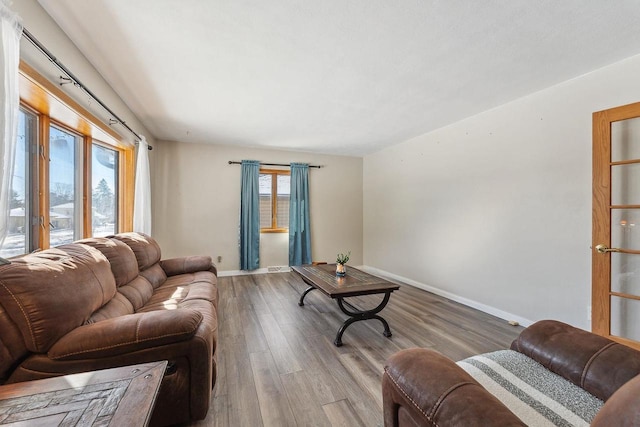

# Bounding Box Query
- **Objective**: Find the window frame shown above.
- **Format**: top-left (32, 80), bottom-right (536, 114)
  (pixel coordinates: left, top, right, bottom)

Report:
top-left (259, 168), bottom-right (290, 233)
top-left (8, 60), bottom-right (136, 252)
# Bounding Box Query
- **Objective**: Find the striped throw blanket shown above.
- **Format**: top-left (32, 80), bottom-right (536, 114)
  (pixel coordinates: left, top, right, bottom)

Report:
top-left (457, 350), bottom-right (603, 427)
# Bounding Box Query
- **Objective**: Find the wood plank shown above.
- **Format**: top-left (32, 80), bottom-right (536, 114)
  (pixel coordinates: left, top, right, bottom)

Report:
top-left (258, 312), bottom-right (303, 375)
top-left (219, 295), bottom-right (242, 340)
top-left (250, 351), bottom-right (297, 427)
top-left (221, 334), bottom-right (263, 427)
top-left (277, 322), bottom-right (348, 405)
top-left (322, 399), bottom-right (366, 427)
top-left (240, 304), bottom-right (270, 354)
top-left (309, 336), bottom-right (383, 427)
top-left (280, 371), bottom-right (331, 427)
top-left (211, 394), bottom-right (230, 427)
top-left (338, 352), bottom-right (384, 408)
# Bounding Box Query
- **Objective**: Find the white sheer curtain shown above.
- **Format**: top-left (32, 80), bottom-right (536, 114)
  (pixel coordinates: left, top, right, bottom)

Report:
top-left (0, 1), bottom-right (22, 248)
top-left (133, 136), bottom-right (152, 235)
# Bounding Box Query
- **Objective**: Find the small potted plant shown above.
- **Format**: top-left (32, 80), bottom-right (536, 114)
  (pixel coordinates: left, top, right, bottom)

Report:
top-left (336, 251), bottom-right (350, 277)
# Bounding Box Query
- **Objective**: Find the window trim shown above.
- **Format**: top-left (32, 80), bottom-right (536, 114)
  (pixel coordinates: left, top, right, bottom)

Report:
top-left (260, 168), bottom-right (290, 233)
top-left (15, 60), bottom-right (135, 250)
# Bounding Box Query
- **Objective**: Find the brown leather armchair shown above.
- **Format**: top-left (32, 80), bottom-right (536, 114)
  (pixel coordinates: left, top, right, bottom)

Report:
top-left (383, 320), bottom-right (640, 426)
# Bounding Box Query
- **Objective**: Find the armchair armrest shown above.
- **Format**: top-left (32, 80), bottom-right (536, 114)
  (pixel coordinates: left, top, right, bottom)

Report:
top-left (591, 373), bottom-right (640, 426)
top-left (383, 348), bottom-right (525, 427)
top-left (48, 309), bottom-right (202, 360)
top-left (160, 256), bottom-right (217, 276)
top-left (510, 320), bottom-right (640, 401)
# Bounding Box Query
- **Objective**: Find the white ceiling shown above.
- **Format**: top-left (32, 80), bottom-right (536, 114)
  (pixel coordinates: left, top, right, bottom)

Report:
top-left (37, 0), bottom-right (640, 156)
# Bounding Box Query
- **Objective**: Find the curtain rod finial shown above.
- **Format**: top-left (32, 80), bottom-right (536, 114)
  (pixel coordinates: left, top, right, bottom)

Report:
top-left (135, 140), bottom-right (153, 150)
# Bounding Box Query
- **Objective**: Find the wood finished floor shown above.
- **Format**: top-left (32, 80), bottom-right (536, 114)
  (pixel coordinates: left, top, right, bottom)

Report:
top-left (190, 271), bottom-right (524, 427)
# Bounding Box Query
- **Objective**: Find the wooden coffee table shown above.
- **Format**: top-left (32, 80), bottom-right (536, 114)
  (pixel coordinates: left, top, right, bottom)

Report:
top-left (292, 264), bottom-right (400, 346)
top-left (0, 361), bottom-right (166, 426)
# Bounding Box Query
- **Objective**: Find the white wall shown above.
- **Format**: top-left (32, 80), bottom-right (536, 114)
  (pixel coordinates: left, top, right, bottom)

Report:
top-left (152, 141), bottom-right (363, 272)
top-left (364, 53), bottom-right (640, 329)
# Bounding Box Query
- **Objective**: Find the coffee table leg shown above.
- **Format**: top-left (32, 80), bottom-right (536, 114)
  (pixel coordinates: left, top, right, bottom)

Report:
top-left (298, 286), bottom-right (316, 306)
top-left (334, 292), bottom-right (393, 347)
top-left (334, 317), bottom-right (357, 347)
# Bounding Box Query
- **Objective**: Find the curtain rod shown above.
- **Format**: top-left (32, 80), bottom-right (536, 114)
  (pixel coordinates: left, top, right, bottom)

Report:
top-left (21, 28), bottom-right (152, 150)
top-left (228, 161), bottom-right (322, 168)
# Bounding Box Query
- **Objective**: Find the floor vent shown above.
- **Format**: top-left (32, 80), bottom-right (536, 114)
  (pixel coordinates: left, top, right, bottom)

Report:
top-left (267, 266), bottom-right (291, 273)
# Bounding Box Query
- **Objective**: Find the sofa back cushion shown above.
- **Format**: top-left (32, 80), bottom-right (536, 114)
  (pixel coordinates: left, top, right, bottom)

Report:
top-left (110, 233), bottom-right (167, 290)
top-left (77, 237), bottom-right (138, 286)
top-left (0, 244), bottom-right (116, 353)
top-left (79, 235), bottom-right (165, 311)
top-left (511, 320), bottom-right (640, 401)
top-left (111, 233), bottom-right (161, 271)
top-left (139, 264), bottom-right (167, 289)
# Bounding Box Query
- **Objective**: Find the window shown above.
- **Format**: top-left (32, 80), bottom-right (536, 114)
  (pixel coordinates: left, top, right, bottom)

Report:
top-left (259, 169), bottom-right (290, 232)
top-left (0, 108), bottom-right (38, 258)
top-left (0, 62), bottom-right (135, 257)
top-left (49, 126), bottom-right (82, 246)
top-left (92, 144), bottom-right (118, 237)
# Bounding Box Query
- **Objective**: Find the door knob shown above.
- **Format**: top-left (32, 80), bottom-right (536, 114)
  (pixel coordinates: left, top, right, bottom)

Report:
top-left (595, 244), bottom-right (620, 254)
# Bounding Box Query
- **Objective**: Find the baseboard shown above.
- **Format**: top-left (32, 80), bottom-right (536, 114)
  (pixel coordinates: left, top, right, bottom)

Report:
top-left (218, 268), bottom-right (269, 277)
top-left (218, 266), bottom-right (291, 277)
top-left (359, 265), bottom-right (534, 328)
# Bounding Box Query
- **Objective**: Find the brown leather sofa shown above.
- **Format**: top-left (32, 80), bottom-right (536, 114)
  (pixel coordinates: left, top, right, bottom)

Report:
top-left (0, 232), bottom-right (218, 426)
top-left (383, 320), bottom-right (640, 426)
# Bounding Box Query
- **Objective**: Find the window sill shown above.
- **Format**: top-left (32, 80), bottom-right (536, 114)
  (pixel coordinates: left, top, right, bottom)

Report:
top-left (260, 228), bottom-right (288, 234)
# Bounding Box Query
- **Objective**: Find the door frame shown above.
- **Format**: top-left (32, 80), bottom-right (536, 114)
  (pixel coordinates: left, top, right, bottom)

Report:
top-left (592, 101), bottom-right (640, 351)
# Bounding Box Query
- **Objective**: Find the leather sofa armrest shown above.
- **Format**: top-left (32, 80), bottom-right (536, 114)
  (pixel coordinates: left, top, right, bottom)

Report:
top-left (160, 256), bottom-right (217, 276)
top-left (591, 374), bottom-right (640, 426)
top-left (383, 348), bottom-right (525, 427)
top-left (510, 320), bottom-right (640, 401)
top-left (48, 309), bottom-right (203, 360)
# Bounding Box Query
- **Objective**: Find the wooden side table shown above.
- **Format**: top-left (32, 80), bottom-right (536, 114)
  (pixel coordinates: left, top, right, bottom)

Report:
top-left (0, 361), bottom-right (166, 426)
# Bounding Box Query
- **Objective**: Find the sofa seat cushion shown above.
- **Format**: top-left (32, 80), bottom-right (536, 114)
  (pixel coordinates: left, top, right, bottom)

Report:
top-left (457, 350), bottom-right (603, 426)
top-left (48, 309), bottom-right (203, 360)
top-left (160, 271), bottom-right (217, 290)
top-left (86, 293), bottom-right (134, 323)
top-left (139, 275), bottom-right (218, 311)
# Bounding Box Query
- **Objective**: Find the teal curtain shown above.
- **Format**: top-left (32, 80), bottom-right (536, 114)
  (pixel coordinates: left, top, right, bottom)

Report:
top-left (289, 163), bottom-right (312, 265)
top-left (240, 160), bottom-right (260, 270)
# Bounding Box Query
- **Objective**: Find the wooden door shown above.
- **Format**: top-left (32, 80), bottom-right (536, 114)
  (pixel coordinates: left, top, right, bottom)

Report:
top-left (593, 101), bottom-right (640, 350)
